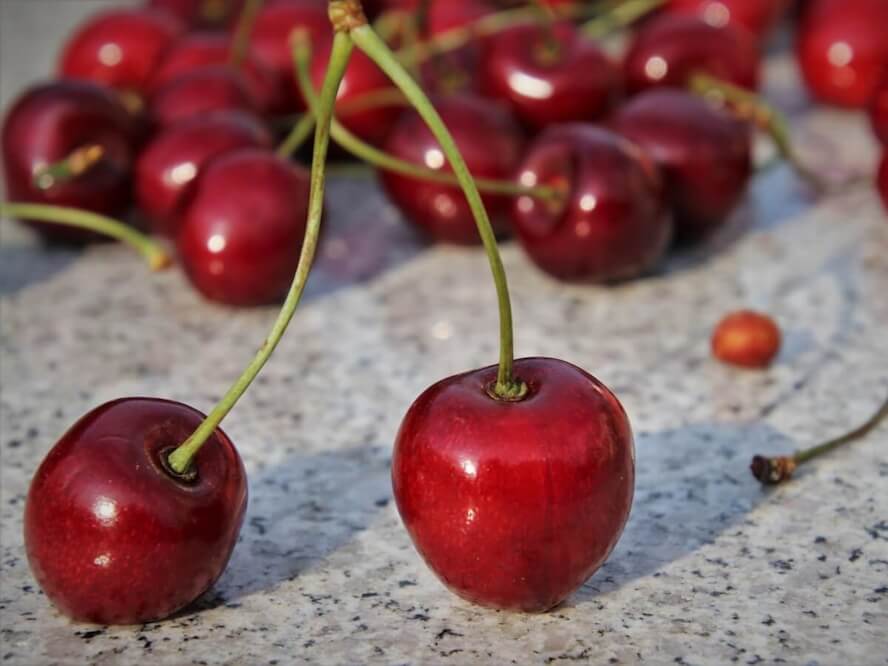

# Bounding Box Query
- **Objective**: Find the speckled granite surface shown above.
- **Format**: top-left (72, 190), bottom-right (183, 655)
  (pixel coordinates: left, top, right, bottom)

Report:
top-left (2, 3), bottom-right (888, 665)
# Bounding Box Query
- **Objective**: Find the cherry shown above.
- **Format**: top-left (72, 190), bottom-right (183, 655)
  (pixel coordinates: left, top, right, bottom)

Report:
top-left (246, 0), bottom-right (330, 114)
top-left (59, 8), bottom-right (185, 98)
top-left (24, 397), bottom-right (247, 625)
top-left (1, 81), bottom-right (139, 243)
top-left (479, 21), bottom-right (620, 129)
top-left (871, 73), bottom-right (888, 145)
top-left (711, 310), bottom-right (782, 368)
top-left (147, 0), bottom-right (245, 29)
top-left (135, 112), bottom-right (272, 235)
top-left (611, 88), bottom-right (751, 241)
top-left (511, 124), bottom-right (672, 282)
top-left (392, 357), bottom-right (635, 612)
top-left (149, 65), bottom-right (258, 129)
top-left (664, 0), bottom-right (791, 42)
top-left (379, 95), bottom-right (524, 244)
top-left (150, 32), bottom-right (279, 114)
top-left (877, 151), bottom-right (888, 213)
top-left (795, 0), bottom-right (888, 108)
top-left (177, 148), bottom-right (311, 305)
top-left (623, 13), bottom-right (760, 94)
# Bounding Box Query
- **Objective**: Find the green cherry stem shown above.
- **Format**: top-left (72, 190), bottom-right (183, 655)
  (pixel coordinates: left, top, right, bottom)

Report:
top-left (276, 111), bottom-right (316, 158)
top-left (32, 144), bottom-right (105, 190)
top-left (581, 0), bottom-right (666, 40)
top-left (229, 0), bottom-right (264, 67)
top-left (751, 394), bottom-right (888, 485)
top-left (166, 30), bottom-right (353, 475)
top-left (288, 33), bottom-right (560, 201)
top-left (347, 12), bottom-right (526, 399)
top-left (0, 202), bottom-right (171, 271)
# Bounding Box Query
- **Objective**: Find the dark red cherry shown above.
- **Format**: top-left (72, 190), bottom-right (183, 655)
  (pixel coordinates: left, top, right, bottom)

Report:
top-left (480, 21), bottom-right (621, 129)
top-left (623, 14), bottom-right (760, 94)
top-left (59, 8), bottom-right (185, 97)
top-left (392, 357), bottom-right (635, 612)
top-left (147, 0), bottom-right (245, 29)
top-left (795, 0), bottom-right (888, 108)
top-left (24, 397), bottom-right (247, 625)
top-left (611, 88), bottom-right (752, 240)
top-left (877, 151), bottom-right (888, 213)
top-left (380, 95), bottom-right (524, 245)
top-left (150, 32), bottom-right (279, 114)
top-left (871, 73), bottom-right (888, 145)
top-left (149, 65), bottom-right (258, 128)
top-left (246, 0), bottom-right (330, 114)
top-left (136, 112), bottom-right (272, 235)
top-left (664, 0), bottom-right (791, 41)
top-left (1, 81), bottom-right (138, 243)
top-left (511, 124), bottom-right (672, 282)
top-left (177, 148), bottom-right (310, 306)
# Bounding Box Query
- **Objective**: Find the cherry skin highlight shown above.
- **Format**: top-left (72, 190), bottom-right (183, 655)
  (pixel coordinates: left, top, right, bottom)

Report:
top-left (480, 21), bottom-right (621, 130)
top-left (511, 124), bottom-right (672, 282)
top-left (711, 310), bottom-right (782, 368)
top-left (392, 357), bottom-right (635, 612)
top-left (149, 65), bottom-right (258, 129)
top-left (664, 0), bottom-right (791, 42)
top-left (177, 148), bottom-right (311, 306)
top-left (795, 0), bottom-right (888, 108)
top-left (135, 111), bottom-right (272, 235)
top-left (380, 95), bottom-right (524, 244)
top-left (24, 397), bottom-right (247, 625)
top-left (611, 88), bottom-right (752, 241)
top-left (623, 13), bottom-right (760, 94)
top-left (59, 8), bottom-right (185, 97)
top-left (1, 81), bottom-right (139, 243)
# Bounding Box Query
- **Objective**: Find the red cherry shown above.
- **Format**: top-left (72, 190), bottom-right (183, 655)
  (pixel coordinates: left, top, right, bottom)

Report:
top-left (480, 21), bottom-right (621, 129)
top-left (511, 124), bottom-right (672, 282)
top-left (135, 112), bottom-right (272, 235)
top-left (149, 65), bottom-right (258, 128)
top-left (24, 397), bottom-right (247, 625)
top-left (147, 0), bottom-right (246, 28)
top-left (247, 0), bottom-right (330, 114)
top-left (310, 39), bottom-right (401, 146)
top-left (380, 95), bottom-right (524, 244)
top-left (795, 0), bottom-right (888, 108)
top-left (177, 148), bottom-right (310, 305)
top-left (871, 73), bottom-right (888, 145)
top-left (611, 88), bottom-right (752, 241)
top-left (623, 14), bottom-right (760, 94)
top-left (392, 357), bottom-right (635, 612)
top-left (150, 32), bottom-right (279, 114)
top-left (1, 81), bottom-right (139, 243)
top-left (877, 151), bottom-right (888, 213)
top-left (59, 8), bottom-right (185, 97)
top-left (664, 0), bottom-right (791, 41)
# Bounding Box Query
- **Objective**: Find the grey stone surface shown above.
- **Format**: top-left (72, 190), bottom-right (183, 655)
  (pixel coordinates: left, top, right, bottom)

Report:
top-left (1, 2), bottom-right (888, 664)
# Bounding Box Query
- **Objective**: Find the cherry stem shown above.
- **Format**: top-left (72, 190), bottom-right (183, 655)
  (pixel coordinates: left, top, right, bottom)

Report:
top-left (581, 0), bottom-right (666, 39)
top-left (276, 111), bottom-right (316, 157)
top-left (347, 13), bottom-right (526, 400)
top-left (33, 144), bottom-right (104, 190)
top-left (751, 394), bottom-right (888, 485)
top-left (0, 202), bottom-right (171, 271)
top-left (288, 33), bottom-right (561, 201)
top-left (688, 72), bottom-right (827, 191)
top-left (166, 30), bottom-right (354, 475)
top-left (229, 0), bottom-right (264, 67)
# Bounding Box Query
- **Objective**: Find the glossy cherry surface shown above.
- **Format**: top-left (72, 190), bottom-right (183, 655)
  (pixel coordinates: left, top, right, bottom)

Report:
top-left (480, 21), bottom-right (620, 130)
top-left (380, 95), bottom-right (524, 244)
top-left (392, 357), bottom-right (635, 612)
top-left (177, 148), bottom-right (310, 305)
top-left (24, 397), bottom-right (247, 625)
top-left (59, 8), bottom-right (184, 97)
top-left (149, 66), bottom-right (258, 129)
top-left (623, 13), bottom-right (760, 94)
top-left (871, 73), bottom-right (888, 145)
top-left (147, 0), bottom-right (245, 28)
top-left (611, 88), bottom-right (751, 241)
top-left (511, 124), bottom-right (672, 282)
top-left (711, 310), bottom-right (782, 368)
top-left (1, 81), bottom-right (138, 243)
top-left (795, 0), bottom-right (888, 108)
top-left (664, 0), bottom-right (791, 41)
top-left (136, 112), bottom-right (272, 235)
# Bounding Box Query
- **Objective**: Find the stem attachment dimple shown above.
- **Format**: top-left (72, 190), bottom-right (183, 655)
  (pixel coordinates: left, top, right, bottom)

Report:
top-left (33, 145), bottom-right (105, 191)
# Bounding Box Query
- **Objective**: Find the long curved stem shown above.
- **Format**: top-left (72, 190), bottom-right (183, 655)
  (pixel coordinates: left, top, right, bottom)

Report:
top-left (581, 0), bottom-right (665, 39)
top-left (0, 202), bottom-right (170, 271)
top-left (229, 0), bottom-right (264, 67)
top-left (167, 31), bottom-right (353, 475)
top-left (350, 21), bottom-right (525, 399)
top-left (289, 34), bottom-right (560, 200)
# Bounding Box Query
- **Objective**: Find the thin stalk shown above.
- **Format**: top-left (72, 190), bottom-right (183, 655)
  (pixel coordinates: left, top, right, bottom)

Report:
top-left (582, 0), bottom-right (666, 40)
top-left (276, 112), bottom-right (316, 158)
top-left (350, 21), bottom-right (526, 399)
top-left (167, 31), bottom-right (354, 475)
top-left (751, 395), bottom-right (888, 485)
top-left (33, 144), bottom-right (104, 190)
top-left (229, 0), bottom-right (264, 67)
top-left (0, 202), bottom-right (170, 271)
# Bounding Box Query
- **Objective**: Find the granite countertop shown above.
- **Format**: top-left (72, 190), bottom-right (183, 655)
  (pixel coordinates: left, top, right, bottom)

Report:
top-left (1, 2), bottom-right (887, 664)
